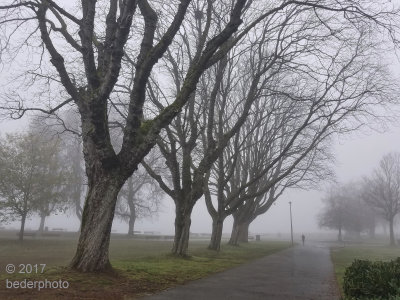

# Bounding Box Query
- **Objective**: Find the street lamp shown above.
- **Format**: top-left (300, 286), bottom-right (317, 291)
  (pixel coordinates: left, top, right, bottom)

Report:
top-left (289, 201), bottom-right (294, 246)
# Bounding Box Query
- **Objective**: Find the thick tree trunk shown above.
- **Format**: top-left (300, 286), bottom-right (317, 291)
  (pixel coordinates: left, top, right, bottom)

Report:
top-left (38, 214), bottom-right (46, 233)
top-left (228, 219), bottom-right (250, 245)
top-left (228, 218), bottom-right (240, 246)
top-left (172, 202), bottom-right (193, 256)
top-left (238, 222), bottom-right (250, 243)
top-left (19, 213), bottom-right (27, 242)
top-left (389, 217), bottom-right (395, 246)
top-left (208, 217), bottom-right (224, 251)
top-left (70, 174), bottom-right (123, 272)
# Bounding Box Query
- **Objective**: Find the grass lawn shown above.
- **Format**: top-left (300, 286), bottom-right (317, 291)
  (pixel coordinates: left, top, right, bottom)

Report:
top-left (0, 234), bottom-right (289, 299)
top-left (330, 243), bottom-right (400, 297)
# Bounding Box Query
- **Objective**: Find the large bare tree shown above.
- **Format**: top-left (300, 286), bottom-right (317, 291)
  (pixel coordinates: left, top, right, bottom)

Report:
top-left (0, 0), bottom-right (398, 271)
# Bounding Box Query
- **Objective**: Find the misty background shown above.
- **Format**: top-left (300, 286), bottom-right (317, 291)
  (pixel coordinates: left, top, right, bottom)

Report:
top-left (2, 116), bottom-right (400, 237)
top-left (1, 0), bottom-right (400, 243)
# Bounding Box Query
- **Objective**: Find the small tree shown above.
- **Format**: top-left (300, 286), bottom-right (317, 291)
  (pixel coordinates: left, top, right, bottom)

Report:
top-left (116, 163), bottom-right (162, 236)
top-left (0, 130), bottom-right (68, 240)
top-left (363, 153), bottom-right (400, 246)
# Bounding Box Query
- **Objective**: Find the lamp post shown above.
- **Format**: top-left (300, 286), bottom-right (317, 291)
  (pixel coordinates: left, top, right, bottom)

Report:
top-left (289, 201), bottom-right (294, 246)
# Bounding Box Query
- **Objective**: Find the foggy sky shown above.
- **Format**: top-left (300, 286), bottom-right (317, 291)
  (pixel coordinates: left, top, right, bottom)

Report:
top-left (3, 118), bottom-right (400, 236)
top-left (1, 0), bottom-right (400, 238)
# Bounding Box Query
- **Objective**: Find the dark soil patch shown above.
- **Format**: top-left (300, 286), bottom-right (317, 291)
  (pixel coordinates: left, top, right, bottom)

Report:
top-left (0, 269), bottom-right (167, 300)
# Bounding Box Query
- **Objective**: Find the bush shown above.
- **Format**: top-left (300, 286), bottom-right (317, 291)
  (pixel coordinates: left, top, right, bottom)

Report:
top-left (343, 258), bottom-right (400, 300)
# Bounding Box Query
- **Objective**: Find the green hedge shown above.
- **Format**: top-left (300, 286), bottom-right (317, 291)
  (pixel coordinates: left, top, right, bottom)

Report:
top-left (343, 258), bottom-right (400, 300)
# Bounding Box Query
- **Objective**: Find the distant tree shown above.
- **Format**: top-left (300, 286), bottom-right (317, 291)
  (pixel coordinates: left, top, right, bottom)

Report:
top-left (64, 136), bottom-right (85, 223)
top-left (318, 187), bottom-right (347, 242)
top-left (0, 130), bottom-right (69, 240)
top-left (35, 139), bottom-right (70, 233)
top-left (363, 153), bottom-right (400, 246)
top-left (32, 112), bottom-right (85, 225)
top-left (116, 163), bottom-right (162, 236)
top-left (318, 183), bottom-right (377, 241)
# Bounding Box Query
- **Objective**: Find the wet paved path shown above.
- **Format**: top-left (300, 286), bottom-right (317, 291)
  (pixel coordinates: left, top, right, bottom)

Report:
top-left (141, 243), bottom-right (340, 300)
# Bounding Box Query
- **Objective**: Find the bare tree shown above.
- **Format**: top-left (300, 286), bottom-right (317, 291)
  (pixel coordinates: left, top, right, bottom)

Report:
top-left (0, 0), bottom-right (252, 271)
top-left (363, 153), bottom-right (400, 246)
top-left (0, 0), bottom-right (398, 271)
top-left (205, 13), bottom-right (398, 247)
top-left (144, 14), bottom-right (286, 255)
top-left (319, 183), bottom-right (376, 241)
top-left (116, 161), bottom-right (163, 236)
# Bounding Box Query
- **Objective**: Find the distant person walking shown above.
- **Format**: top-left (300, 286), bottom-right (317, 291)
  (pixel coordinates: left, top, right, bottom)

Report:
top-left (302, 234), bottom-right (305, 245)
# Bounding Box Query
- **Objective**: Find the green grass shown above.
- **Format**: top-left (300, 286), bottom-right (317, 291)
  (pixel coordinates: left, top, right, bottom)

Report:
top-left (0, 235), bottom-right (290, 299)
top-left (112, 240), bottom-right (289, 284)
top-left (331, 244), bottom-right (400, 296)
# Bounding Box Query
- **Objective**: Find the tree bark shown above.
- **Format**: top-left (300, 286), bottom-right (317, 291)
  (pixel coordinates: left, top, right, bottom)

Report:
top-left (228, 218), bottom-right (250, 245)
top-left (38, 214), bottom-right (46, 233)
top-left (19, 213), bottom-right (27, 242)
top-left (70, 173), bottom-right (123, 272)
top-left (228, 218), bottom-right (240, 246)
top-left (172, 202), bottom-right (193, 256)
top-left (389, 217), bottom-right (395, 246)
top-left (208, 217), bottom-right (224, 251)
top-left (238, 222), bottom-right (250, 243)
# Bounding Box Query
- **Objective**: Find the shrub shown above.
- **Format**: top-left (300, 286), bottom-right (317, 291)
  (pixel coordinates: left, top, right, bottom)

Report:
top-left (343, 258), bottom-right (400, 300)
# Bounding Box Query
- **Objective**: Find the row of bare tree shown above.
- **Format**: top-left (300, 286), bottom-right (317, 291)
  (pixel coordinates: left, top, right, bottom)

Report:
top-left (0, 0), bottom-right (399, 272)
top-left (319, 153), bottom-right (400, 246)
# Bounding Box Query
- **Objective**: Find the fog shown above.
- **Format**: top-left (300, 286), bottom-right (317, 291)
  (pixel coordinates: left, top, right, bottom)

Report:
top-left (3, 117), bottom-right (400, 237)
top-left (0, 0), bottom-right (399, 245)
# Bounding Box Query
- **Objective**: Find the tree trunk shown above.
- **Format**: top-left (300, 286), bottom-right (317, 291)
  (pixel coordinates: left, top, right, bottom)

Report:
top-left (70, 174), bottom-right (123, 272)
top-left (38, 214), bottom-right (46, 233)
top-left (208, 217), bottom-right (224, 251)
top-left (238, 222), bottom-right (250, 243)
top-left (19, 213), bottom-right (27, 242)
top-left (228, 218), bottom-right (240, 246)
top-left (127, 211), bottom-right (136, 237)
top-left (228, 219), bottom-right (250, 245)
top-left (172, 202), bottom-right (193, 256)
top-left (75, 198), bottom-right (82, 222)
top-left (127, 177), bottom-right (136, 237)
top-left (389, 217), bottom-right (395, 246)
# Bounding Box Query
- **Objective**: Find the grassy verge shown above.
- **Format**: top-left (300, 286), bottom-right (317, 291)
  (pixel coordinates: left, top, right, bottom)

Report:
top-left (331, 244), bottom-right (400, 297)
top-left (0, 237), bottom-right (289, 299)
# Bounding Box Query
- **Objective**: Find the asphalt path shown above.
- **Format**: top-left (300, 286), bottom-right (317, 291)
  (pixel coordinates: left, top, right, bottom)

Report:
top-left (141, 243), bottom-right (340, 300)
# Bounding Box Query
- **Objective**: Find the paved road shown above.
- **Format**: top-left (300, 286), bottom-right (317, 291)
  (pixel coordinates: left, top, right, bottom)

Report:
top-left (141, 243), bottom-right (340, 300)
